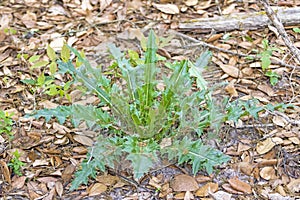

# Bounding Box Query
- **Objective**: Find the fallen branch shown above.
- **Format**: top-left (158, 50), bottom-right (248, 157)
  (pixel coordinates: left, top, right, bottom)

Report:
top-left (171, 30), bottom-right (300, 70)
top-left (258, 0), bottom-right (300, 64)
top-left (179, 7), bottom-right (300, 33)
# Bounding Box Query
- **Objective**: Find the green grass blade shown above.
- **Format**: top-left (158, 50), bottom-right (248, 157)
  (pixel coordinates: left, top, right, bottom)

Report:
top-left (143, 30), bottom-right (158, 109)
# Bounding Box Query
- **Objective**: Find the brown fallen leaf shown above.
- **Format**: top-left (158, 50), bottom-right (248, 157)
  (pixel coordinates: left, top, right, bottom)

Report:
top-left (288, 136), bottom-right (300, 145)
top-left (96, 174), bottom-right (119, 186)
top-left (11, 176), bottom-right (26, 189)
top-left (0, 160), bottom-right (11, 184)
top-left (257, 83), bottom-right (275, 97)
top-left (223, 3), bottom-right (236, 15)
top-left (73, 135), bottom-right (94, 146)
top-left (55, 181), bottom-right (64, 197)
top-left (37, 176), bottom-right (58, 183)
top-left (174, 192), bottom-right (185, 199)
top-left (219, 64), bottom-right (241, 78)
top-left (272, 115), bottom-right (288, 127)
top-left (195, 182), bottom-right (218, 197)
top-left (185, 0), bottom-right (198, 7)
top-left (148, 176), bottom-right (162, 189)
top-left (222, 183), bottom-right (243, 195)
top-left (195, 175), bottom-right (211, 183)
top-left (21, 11), bottom-right (37, 28)
top-left (206, 33), bottom-right (223, 43)
top-left (152, 3), bottom-right (180, 14)
top-left (170, 174), bottom-right (199, 192)
top-left (209, 191), bottom-right (232, 200)
top-left (100, 0), bottom-right (112, 11)
top-left (62, 164), bottom-right (76, 184)
top-left (256, 138), bottom-right (276, 155)
top-left (276, 185), bottom-right (287, 196)
top-left (238, 162), bottom-right (254, 176)
top-left (228, 177), bottom-right (252, 194)
top-left (44, 187), bottom-right (55, 200)
top-left (27, 181), bottom-right (42, 199)
top-left (32, 159), bottom-right (49, 167)
top-left (194, 0), bottom-right (212, 10)
top-left (225, 80), bottom-right (238, 97)
top-left (237, 142), bottom-right (251, 152)
top-left (256, 159), bottom-right (278, 167)
top-left (287, 178), bottom-right (300, 193)
top-left (0, 30), bottom-right (7, 42)
top-left (88, 183), bottom-right (107, 196)
top-left (73, 146), bottom-right (88, 154)
top-left (259, 166), bottom-right (277, 180)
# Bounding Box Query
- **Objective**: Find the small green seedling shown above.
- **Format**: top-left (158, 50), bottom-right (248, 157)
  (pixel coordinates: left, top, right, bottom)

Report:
top-left (8, 150), bottom-right (25, 176)
top-left (20, 46), bottom-right (72, 101)
top-left (3, 27), bottom-right (17, 35)
top-left (259, 39), bottom-right (281, 85)
top-left (292, 27), bottom-right (300, 33)
top-left (0, 110), bottom-right (14, 140)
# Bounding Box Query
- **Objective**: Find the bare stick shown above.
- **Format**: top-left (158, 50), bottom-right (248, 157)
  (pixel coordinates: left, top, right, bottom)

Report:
top-left (259, 0), bottom-right (300, 64)
top-left (171, 30), bottom-right (300, 69)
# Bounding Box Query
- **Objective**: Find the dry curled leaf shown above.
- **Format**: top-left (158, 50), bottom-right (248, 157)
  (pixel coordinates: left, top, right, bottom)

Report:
top-left (88, 183), bottom-right (107, 196)
top-left (260, 166), bottom-right (277, 180)
top-left (12, 176), bottom-right (26, 189)
top-left (55, 182), bottom-right (64, 197)
top-left (185, 0), bottom-right (198, 6)
top-left (272, 115), bottom-right (288, 127)
top-left (222, 183), bottom-right (244, 194)
top-left (238, 162), bottom-right (254, 176)
top-left (170, 174), bottom-right (199, 192)
top-left (152, 3), bottom-right (179, 14)
top-left (21, 11), bottom-right (37, 28)
top-left (73, 135), bottom-right (94, 146)
top-left (0, 160), bottom-right (11, 184)
top-left (219, 64), bottom-right (241, 78)
top-left (228, 178), bottom-right (252, 194)
top-left (256, 138), bottom-right (276, 155)
top-left (210, 191), bottom-right (232, 200)
top-left (225, 81), bottom-right (238, 97)
top-left (195, 182), bottom-right (218, 197)
top-left (287, 178), bottom-right (300, 193)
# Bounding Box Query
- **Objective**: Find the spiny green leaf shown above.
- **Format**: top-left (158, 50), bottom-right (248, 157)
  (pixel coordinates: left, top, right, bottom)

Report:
top-left (57, 59), bottom-right (112, 107)
top-left (194, 50), bottom-right (212, 69)
top-left (189, 51), bottom-right (212, 90)
top-left (26, 106), bottom-right (72, 124)
top-left (27, 104), bottom-right (111, 128)
top-left (108, 43), bottom-right (123, 60)
top-left (163, 137), bottom-right (230, 175)
top-left (126, 153), bottom-right (156, 179)
top-left (108, 44), bottom-right (139, 101)
top-left (70, 137), bottom-right (121, 190)
top-left (70, 159), bottom-right (98, 191)
top-left (21, 79), bottom-right (36, 85)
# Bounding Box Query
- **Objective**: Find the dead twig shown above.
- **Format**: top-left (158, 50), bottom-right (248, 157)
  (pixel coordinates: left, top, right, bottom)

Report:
top-left (259, 0), bottom-right (300, 64)
top-left (272, 110), bottom-right (300, 125)
top-left (171, 30), bottom-right (300, 69)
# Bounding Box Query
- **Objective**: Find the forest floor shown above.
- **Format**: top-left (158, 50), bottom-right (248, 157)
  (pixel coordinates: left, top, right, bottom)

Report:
top-left (0, 0), bottom-right (300, 199)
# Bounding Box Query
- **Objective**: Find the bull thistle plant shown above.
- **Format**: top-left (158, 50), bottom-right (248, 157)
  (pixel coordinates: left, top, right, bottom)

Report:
top-left (28, 30), bottom-right (292, 190)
